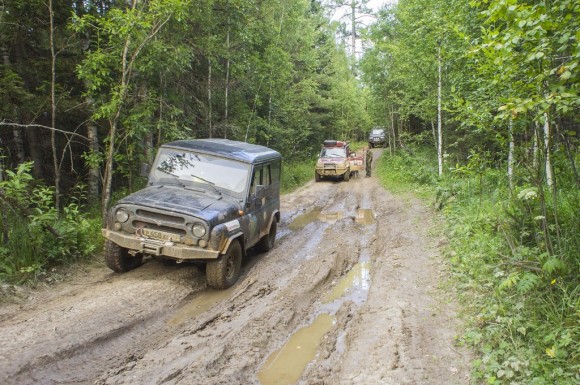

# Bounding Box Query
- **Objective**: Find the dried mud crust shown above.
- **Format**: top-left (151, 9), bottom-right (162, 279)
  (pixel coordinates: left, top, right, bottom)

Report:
top-left (0, 149), bottom-right (471, 385)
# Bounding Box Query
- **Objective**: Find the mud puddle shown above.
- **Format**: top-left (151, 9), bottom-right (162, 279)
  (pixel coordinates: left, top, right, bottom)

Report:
top-left (289, 207), bottom-right (374, 231)
top-left (258, 256), bottom-right (372, 385)
top-left (323, 260), bottom-right (371, 305)
top-left (258, 313), bottom-right (335, 385)
top-left (168, 288), bottom-right (234, 326)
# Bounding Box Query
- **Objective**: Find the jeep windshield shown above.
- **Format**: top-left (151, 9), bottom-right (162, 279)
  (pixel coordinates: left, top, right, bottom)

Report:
top-left (150, 148), bottom-right (250, 194)
top-left (320, 147), bottom-right (346, 158)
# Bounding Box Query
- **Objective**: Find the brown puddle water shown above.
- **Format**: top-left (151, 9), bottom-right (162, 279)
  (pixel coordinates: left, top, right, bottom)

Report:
top-left (322, 261), bottom-right (371, 304)
top-left (168, 288), bottom-right (233, 326)
top-left (289, 207), bottom-right (366, 231)
top-left (355, 208), bottom-right (374, 225)
top-left (258, 313), bottom-right (334, 385)
top-left (288, 207), bottom-right (323, 231)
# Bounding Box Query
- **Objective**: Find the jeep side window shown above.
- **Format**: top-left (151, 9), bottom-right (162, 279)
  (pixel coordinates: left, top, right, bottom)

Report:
top-left (251, 166), bottom-right (262, 195)
top-left (263, 164), bottom-right (271, 186)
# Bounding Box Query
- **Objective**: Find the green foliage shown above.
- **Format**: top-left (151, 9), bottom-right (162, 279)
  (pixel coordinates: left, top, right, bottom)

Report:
top-left (0, 163), bottom-right (101, 283)
top-left (375, 145), bottom-right (579, 384)
top-left (281, 159), bottom-right (316, 194)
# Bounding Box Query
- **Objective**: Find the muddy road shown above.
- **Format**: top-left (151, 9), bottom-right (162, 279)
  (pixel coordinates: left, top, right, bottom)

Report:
top-left (0, 149), bottom-right (471, 385)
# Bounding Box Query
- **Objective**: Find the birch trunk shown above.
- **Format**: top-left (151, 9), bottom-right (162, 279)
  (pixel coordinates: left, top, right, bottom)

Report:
top-left (437, 44), bottom-right (443, 177)
top-left (508, 119), bottom-right (514, 191)
top-left (207, 58), bottom-right (212, 138)
top-left (543, 112), bottom-right (553, 187)
top-left (49, 0), bottom-right (61, 209)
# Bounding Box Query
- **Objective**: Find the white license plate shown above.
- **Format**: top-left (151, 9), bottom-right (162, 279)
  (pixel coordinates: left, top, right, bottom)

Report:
top-left (141, 228), bottom-right (180, 242)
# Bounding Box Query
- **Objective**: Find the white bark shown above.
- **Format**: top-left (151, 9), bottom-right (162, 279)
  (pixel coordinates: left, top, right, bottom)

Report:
top-left (437, 44), bottom-right (443, 177)
top-left (508, 119), bottom-right (514, 190)
top-left (543, 112), bottom-right (553, 187)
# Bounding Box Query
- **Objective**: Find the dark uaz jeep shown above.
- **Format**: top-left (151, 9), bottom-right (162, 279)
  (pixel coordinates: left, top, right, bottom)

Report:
top-left (102, 139), bottom-right (282, 289)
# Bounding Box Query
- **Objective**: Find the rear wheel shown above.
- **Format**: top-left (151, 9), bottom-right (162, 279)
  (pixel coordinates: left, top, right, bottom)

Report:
top-left (206, 240), bottom-right (242, 289)
top-left (105, 240), bottom-right (143, 272)
top-left (256, 220), bottom-right (277, 253)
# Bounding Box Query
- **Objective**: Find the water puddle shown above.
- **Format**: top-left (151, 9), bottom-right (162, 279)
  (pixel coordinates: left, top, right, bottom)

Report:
top-left (168, 288), bottom-right (233, 326)
top-left (288, 207), bottom-right (323, 231)
top-left (258, 313), bottom-right (334, 385)
top-left (289, 208), bottom-right (374, 231)
top-left (355, 208), bottom-right (375, 225)
top-left (322, 261), bottom-right (371, 305)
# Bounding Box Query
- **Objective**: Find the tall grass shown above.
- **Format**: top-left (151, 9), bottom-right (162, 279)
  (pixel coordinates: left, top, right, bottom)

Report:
top-left (281, 159), bottom-right (316, 194)
top-left (376, 146), bottom-right (579, 385)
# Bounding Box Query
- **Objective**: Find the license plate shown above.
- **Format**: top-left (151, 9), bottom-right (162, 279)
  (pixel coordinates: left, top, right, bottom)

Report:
top-left (141, 228), bottom-right (180, 242)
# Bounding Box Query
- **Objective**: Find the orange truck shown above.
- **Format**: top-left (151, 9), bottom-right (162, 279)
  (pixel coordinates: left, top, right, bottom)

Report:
top-left (315, 140), bottom-right (364, 182)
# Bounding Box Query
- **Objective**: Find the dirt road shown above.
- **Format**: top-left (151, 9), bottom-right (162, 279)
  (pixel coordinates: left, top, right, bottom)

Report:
top-left (0, 149), bottom-right (471, 385)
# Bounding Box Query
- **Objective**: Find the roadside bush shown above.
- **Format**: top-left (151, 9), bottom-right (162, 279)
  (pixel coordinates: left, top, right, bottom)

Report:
top-left (376, 145), bottom-right (579, 385)
top-left (281, 159), bottom-right (316, 193)
top-left (0, 162), bottom-right (101, 283)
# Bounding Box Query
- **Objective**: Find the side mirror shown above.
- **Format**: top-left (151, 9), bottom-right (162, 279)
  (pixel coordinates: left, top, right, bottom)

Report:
top-left (140, 163), bottom-right (151, 177)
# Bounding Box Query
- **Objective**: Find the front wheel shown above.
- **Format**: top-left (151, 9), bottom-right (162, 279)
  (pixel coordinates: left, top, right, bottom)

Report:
top-left (104, 240), bottom-right (142, 272)
top-left (206, 240), bottom-right (242, 289)
top-left (315, 172), bottom-right (321, 182)
top-left (343, 170), bottom-right (350, 181)
top-left (256, 220), bottom-right (277, 253)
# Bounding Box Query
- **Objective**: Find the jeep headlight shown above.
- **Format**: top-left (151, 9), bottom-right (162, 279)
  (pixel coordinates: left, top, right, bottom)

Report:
top-left (115, 208), bottom-right (129, 223)
top-left (192, 223), bottom-right (207, 238)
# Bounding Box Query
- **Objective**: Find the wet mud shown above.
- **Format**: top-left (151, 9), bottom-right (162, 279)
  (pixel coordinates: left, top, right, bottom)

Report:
top-left (0, 149), bottom-right (471, 385)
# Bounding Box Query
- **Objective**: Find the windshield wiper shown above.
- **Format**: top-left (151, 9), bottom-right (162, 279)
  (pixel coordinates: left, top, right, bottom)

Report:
top-left (191, 173), bottom-right (222, 197)
top-left (156, 168), bottom-right (187, 188)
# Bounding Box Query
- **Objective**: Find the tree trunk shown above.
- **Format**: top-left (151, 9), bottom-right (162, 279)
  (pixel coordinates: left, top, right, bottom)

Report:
top-left (543, 112), bottom-right (553, 187)
top-left (208, 58), bottom-right (213, 138)
top-left (49, 0), bottom-right (61, 209)
top-left (437, 44), bottom-right (443, 177)
top-left (101, 26), bottom-right (133, 223)
top-left (350, 0), bottom-right (356, 73)
top-left (508, 119), bottom-right (514, 191)
top-left (224, 11), bottom-right (230, 138)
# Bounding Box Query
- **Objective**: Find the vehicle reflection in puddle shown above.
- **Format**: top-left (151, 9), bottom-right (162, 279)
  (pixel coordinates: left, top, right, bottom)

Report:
top-left (168, 288), bottom-right (233, 326)
top-left (258, 313), bottom-right (334, 385)
top-left (355, 208), bottom-right (374, 225)
top-left (323, 261), bottom-right (371, 305)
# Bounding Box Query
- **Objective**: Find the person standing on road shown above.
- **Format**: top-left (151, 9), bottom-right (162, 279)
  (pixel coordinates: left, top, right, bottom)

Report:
top-left (365, 148), bottom-right (373, 177)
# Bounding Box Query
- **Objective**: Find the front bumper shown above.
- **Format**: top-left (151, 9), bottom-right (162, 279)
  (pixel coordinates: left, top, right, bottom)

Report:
top-left (102, 229), bottom-right (220, 260)
top-left (316, 165), bottom-right (348, 176)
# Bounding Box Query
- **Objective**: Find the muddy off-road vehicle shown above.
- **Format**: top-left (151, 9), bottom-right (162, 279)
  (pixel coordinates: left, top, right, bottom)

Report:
top-left (315, 140), bottom-right (364, 182)
top-left (368, 127), bottom-right (386, 148)
top-left (102, 139), bottom-right (282, 289)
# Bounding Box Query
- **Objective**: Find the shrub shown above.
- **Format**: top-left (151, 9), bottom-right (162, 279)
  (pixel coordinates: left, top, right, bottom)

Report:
top-left (0, 162), bottom-right (100, 283)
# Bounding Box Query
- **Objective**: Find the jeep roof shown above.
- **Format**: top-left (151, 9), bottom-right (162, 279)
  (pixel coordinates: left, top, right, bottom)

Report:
top-left (162, 139), bottom-right (281, 164)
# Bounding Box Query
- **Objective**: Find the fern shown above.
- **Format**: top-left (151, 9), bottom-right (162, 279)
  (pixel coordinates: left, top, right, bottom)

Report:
top-left (516, 272), bottom-right (539, 294)
top-left (542, 258), bottom-right (567, 274)
top-left (499, 272), bottom-right (520, 291)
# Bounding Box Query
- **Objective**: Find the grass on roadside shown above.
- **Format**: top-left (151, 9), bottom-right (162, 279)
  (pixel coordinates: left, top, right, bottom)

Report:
top-left (374, 145), bottom-right (579, 385)
top-left (281, 159), bottom-right (316, 194)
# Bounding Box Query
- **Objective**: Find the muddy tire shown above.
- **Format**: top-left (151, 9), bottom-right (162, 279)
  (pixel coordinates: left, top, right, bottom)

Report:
top-left (206, 240), bottom-right (242, 289)
top-left (256, 219), bottom-right (277, 253)
top-left (343, 170), bottom-right (350, 182)
top-left (315, 172), bottom-right (321, 182)
top-left (105, 240), bottom-right (143, 272)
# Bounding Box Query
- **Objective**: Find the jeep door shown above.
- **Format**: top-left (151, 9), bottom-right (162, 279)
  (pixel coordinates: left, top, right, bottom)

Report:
top-left (245, 162), bottom-right (278, 248)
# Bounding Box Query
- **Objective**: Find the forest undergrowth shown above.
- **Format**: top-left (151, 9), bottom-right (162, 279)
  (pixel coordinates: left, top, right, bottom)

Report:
top-left (377, 146), bottom-right (579, 385)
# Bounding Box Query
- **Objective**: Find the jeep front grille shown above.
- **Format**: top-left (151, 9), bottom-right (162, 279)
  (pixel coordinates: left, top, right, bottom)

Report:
top-left (132, 220), bottom-right (187, 236)
top-left (135, 209), bottom-right (185, 224)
